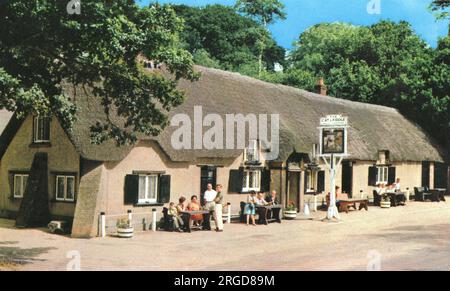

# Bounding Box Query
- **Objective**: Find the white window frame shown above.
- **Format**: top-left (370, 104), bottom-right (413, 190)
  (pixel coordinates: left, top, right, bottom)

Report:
top-left (244, 140), bottom-right (260, 163)
top-left (13, 174), bottom-right (29, 198)
top-left (377, 166), bottom-right (389, 184)
top-left (242, 170), bottom-right (261, 193)
top-left (138, 175), bottom-right (159, 204)
top-left (33, 116), bottom-right (50, 143)
top-left (55, 175), bottom-right (76, 202)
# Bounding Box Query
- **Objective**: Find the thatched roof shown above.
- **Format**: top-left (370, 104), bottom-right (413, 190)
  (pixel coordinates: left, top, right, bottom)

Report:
top-left (0, 66), bottom-right (447, 163)
top-left (0, 110), bottom-right (13, 134)
top-left (154, 67), bottom-right (446, 163)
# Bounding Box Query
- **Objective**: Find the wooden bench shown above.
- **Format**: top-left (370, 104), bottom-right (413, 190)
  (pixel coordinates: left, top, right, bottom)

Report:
top-left (337, 194), bottom-right (369, 214)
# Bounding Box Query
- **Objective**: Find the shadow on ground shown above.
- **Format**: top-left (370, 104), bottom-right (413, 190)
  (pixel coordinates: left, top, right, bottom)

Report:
top-left (0, 241), bottom-right (56, 269)
top-left (348, 224), bottom-right (450, 271)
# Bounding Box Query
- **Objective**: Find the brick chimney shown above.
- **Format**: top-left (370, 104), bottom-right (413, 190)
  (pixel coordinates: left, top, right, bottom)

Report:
top-left (315, 77), bottom-right (327, 96)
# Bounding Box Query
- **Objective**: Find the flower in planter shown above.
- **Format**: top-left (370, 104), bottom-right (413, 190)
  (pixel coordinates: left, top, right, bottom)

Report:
top-left (116, 218), bottom-right (131, 229)
top-left (285, 200), bottom-right (297, 212)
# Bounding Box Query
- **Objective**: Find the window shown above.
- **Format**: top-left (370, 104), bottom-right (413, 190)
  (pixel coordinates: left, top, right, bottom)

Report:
top-left (377, 167), bottom-right (389, 184)
top-left (56, 175), bottom-right (75, 202)
top-left (13, 174), bottom-right (29, 198)
top-left (138, 175), bottom-right (158, 204)
top-left (33, 116), bottom-right (50, 143)
top-left (242, 170), bottom-right (261, 192)
top-left (244, 140), bottom-right (260, 163)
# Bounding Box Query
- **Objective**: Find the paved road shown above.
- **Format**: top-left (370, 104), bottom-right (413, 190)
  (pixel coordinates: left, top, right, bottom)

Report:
top-left (1, 201), bottom-right (450, 271)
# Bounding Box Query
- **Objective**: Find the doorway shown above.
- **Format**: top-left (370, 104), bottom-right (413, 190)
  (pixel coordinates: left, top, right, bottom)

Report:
top-left (288, 172), bottom-right (301, 211)
top-left (422, 162), bottom-right (430, 188)
top-left (342, 161), bottom-right (353, 197)
top-left (200, 166), bottom-right (217, 203)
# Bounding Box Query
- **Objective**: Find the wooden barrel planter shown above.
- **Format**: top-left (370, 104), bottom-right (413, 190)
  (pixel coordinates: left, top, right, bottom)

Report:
top-left (380, 201), bottom-right (391, 209)
top-left (117, 227), bottom-right (134, 238)
top-left (283, 210), bottom-right (298, 220)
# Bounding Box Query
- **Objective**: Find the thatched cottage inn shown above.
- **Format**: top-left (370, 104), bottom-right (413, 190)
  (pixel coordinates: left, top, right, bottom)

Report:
top-left (0, 66), bottom-right (448, 238)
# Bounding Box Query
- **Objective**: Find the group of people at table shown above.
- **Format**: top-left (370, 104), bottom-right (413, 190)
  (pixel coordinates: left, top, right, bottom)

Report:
top-left (375, 178), bottom-right (402, 195)
top-left (166, 184), bottom-right (280, 232)
top-left (244, 191), bottom-right (279, 226)
top-left (167, 183), bottom-right (224, 233)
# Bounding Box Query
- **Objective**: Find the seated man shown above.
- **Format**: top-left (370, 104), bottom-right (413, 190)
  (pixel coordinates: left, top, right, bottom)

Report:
top-left (266, 190), bottom-right (279, 205)
top-left (255, 192), bottom-right (269, 206)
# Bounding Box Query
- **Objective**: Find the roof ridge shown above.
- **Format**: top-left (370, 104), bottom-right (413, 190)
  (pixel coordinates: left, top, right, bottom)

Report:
top-left (194, 65), bottom-right (398, 114)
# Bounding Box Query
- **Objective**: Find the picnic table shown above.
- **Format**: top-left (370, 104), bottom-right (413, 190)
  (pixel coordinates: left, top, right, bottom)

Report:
top-left (255, 205), bottom-right (282, 225)
top-left (338, 198), bottom-right (369, 214)
top-left (388, 192), bottom-right (407, 207)
top-left (431, 189), bottom-right (447, 202)
top-left (180, 210), bottom-right (211, 233)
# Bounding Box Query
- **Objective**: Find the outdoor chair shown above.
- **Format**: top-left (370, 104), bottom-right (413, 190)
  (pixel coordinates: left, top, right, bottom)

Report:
top-left (239, 202), bottom-right (246, 223)
top-left (373, 190), bottom-right (381, 206)
top-left (414, 187), bottom-right (436, 202)
top-left (162, 207), bottom-right (175, 232)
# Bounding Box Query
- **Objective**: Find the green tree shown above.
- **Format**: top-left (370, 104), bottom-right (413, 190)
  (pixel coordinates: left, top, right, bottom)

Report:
top-left (173, 4), bottom-right (285, 73)
top-left (287, 21), bottom-right (450, 148)
top-left (235, 0), bottom-right (286, 76)
top-left (430, 0), bottom-right (450, 20)
top-left (0, 0), bottom-right (197, 145)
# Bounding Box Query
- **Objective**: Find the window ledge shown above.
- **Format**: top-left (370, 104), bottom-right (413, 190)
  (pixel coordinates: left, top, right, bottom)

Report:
top-left (29, 142), bottom-right (51, 148)
top-left (9, 196), bottom-right (23, 201)
top-left (50, 199), bottom-right (76, 204)
top-left (134, 203), bottom-right (164, 207)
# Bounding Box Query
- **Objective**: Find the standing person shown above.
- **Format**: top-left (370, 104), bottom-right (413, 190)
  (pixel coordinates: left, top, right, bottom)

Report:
top-left (203, 183), bottom-right (217, 231)
top-left (394, 178), bottom-right (401, 192)
top-left (244, 191), bottom-right (257, 226)
top-left (214, 184), bottom-right (224, 232)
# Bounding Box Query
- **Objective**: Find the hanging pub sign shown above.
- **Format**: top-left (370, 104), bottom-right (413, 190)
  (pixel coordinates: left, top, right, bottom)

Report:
top-left (318, 115), bottom-right (349, 157)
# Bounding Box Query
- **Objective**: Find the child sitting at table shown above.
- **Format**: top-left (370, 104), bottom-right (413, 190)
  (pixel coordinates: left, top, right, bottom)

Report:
top-left (168, 202), bottom-right (184, 232)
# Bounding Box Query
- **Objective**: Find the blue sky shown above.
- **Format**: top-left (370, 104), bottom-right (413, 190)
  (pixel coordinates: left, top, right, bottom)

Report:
top-left (139, 0), bottom-right (449, 49)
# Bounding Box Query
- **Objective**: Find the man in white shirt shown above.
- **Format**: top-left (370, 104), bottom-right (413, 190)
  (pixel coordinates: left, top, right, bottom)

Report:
top-left (394, 178), bottom-right (401, 192)
top-left (203, 183), bottom-right (217, 231)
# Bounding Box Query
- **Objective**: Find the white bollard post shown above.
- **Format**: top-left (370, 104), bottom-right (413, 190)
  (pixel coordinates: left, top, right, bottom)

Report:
top-left (127, 210), bottom-right (133, 228)
top-left (406, 188), bottom-right (410, 202)
top-left (360, 190), bottom-right (364, 199)
top-left (313, 195), bottom-right (318, 212)
top-left (100, 212), bottom-right (106, 238)
top-left (152, 208), bottom-right (157, 232)
top-left (227, 203), bottom-right (231, 224)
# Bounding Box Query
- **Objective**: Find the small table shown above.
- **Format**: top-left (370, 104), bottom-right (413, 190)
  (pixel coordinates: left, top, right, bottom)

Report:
top-left (338, 199), bottom-right (369, 213)
top-left (431, 189), bottom-right (447, 202)
top-left (389, 192), bottom-right (406, 207)
top-left (180, 211), bottom-right (211, 233)
top-left (255, 205), bottom-right (282, 225)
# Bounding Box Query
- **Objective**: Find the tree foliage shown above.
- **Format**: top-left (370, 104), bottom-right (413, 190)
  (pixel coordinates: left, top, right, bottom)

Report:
top-left (430, 0), bottom-right (450, 19)
top-left (0, 0), bottom-right (197, 145)
top-left (173, 4), bottom-right (285, 73)
top-left (275, 21), bottom-right (450, 149)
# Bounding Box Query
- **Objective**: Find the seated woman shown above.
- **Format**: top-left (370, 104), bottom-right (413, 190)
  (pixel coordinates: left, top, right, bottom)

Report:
top-left (244, 191), bottom-right (257, 226)
top-left (187, 195), bottom-right (203, 226)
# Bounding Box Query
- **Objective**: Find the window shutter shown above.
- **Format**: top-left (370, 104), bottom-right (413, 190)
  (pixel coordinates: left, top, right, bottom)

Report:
top-left (158, 175), bottom-right (171, 204)
top-left (368, 166), bottom-right (377, 186)
top-left (388, 167), bottom-right (396, 185)
top-left (317, 171), bottom-right (325, 193)
top-left (229, 168), bottom-right (244, 193)
top-left (124, 175), bottom-right (139, 205)
top-left (261, 169), bottom-right (271, 192)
